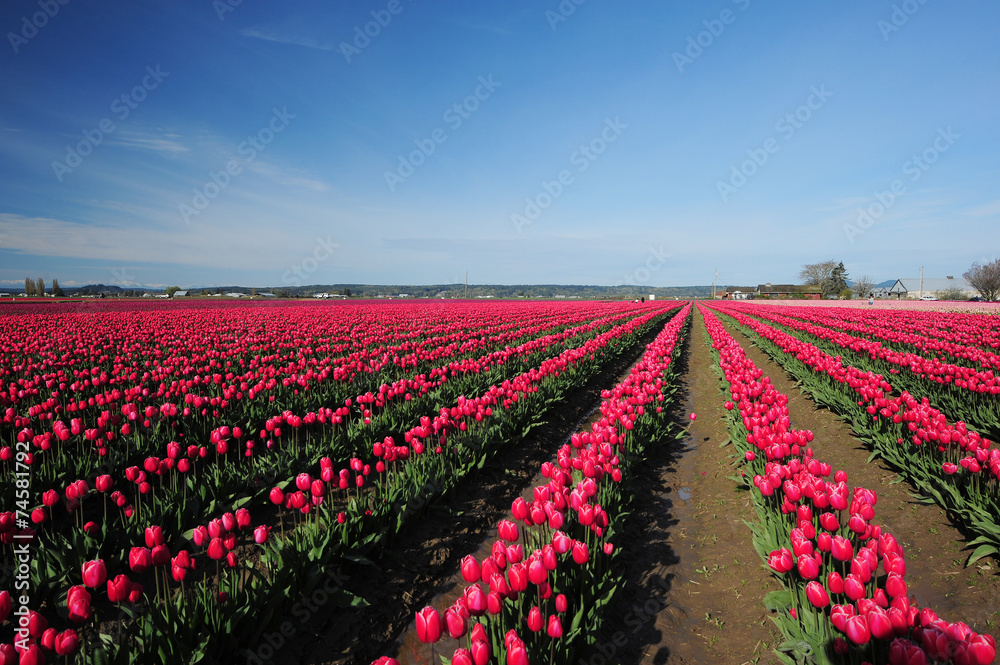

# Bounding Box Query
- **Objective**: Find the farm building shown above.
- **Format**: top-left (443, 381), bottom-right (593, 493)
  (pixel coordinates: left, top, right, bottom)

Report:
top-left (755, 283), bottom-right (823, 299)
top-left (882, 276), bottom-right (976, 299)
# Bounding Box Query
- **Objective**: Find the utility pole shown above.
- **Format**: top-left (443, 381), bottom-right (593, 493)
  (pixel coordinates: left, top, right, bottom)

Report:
top-left (465, 271), bottom-right (468, 299)
top-left (712, 268), bottom-right (717, 300)
top-left (919, 266), bottom-right (924, 299)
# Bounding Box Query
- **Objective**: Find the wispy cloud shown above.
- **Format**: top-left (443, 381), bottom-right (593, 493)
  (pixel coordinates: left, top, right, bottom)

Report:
top-left (245, 160), bottom-right (330, 192)
top-left (110, 130), bottom-right (191, 155)
top-left (241, 28), bottom-right (334, 51)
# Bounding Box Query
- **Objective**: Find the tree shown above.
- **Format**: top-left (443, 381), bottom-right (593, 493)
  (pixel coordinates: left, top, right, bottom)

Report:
top-left (36, 278), bottom-right (45, 296)
top-left (342, 288), bottom-right (351, 297)
top-left (852, 275), bottom-right (876, 299)
top-left (800, 260), bottom-right (847, 298)
top-left (165, 286), bottom-right (180, 298)
top-left (52, 279), bottom-right (64, 297)
top-left (799, 260), bottom-right (838, 288)
top-left (25, 277), bottom-right (34, 296)
top-left (964, 260), bottom-right (1000, 301)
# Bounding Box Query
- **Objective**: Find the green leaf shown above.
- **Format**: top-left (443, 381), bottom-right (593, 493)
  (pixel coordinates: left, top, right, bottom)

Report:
top-left (966, 544), bottom-right (998, 567)
top-left (763, 589), bottom-right (793, 611)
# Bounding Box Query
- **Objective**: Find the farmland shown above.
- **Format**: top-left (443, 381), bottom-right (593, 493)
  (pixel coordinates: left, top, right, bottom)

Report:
top-left (1, 299), bottom-right (998, 665)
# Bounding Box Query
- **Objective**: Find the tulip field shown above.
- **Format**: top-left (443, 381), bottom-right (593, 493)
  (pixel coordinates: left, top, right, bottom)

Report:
top-left (1, 298), bottom-right (998, 664)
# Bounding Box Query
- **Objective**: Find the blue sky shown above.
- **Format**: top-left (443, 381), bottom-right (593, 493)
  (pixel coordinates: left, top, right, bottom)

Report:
top-left (1, 0), bottom-right (998, 290)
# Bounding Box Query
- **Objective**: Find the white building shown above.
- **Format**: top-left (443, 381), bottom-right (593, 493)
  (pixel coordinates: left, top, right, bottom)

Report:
top-left (883, 276), bottom-right (977, 299)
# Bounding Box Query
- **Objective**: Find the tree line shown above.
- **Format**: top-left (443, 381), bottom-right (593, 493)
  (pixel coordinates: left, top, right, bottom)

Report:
top-left (22, 277), bottom-right (64, 297)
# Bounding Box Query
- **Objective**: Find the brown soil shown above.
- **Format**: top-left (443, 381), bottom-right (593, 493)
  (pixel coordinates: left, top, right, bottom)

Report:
top-left (722, 313), bottom-right (1000, 635)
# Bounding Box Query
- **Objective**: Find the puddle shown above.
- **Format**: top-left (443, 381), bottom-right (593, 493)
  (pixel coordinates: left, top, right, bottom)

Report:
top-left (678, 487), bottom-right (692, 501)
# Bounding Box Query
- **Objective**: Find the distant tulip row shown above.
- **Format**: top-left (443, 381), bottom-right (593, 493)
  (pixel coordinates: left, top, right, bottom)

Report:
top-left (700, 303), bottom-right (995, 665)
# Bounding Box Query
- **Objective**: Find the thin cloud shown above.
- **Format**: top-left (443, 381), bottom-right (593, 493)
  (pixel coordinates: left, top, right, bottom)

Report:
top-left (241, 28), bottom-right (334, 51)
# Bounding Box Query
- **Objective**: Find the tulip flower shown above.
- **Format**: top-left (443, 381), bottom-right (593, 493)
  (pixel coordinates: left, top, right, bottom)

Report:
top-left (145, 525), bottom-right (165, 548)
top-left (17, 645), bottom-right (44, 665)
top-left (767, 548), bottom-right (794, 574)
top-left (445, 605), bottom-right (467, 639)
top-left (254, 525), bottom-right (271, 544)
top-left (130, 547), bottom-right (152, 573)
top-left (845, 614), bottom-right (870, 645)
top-left (67, 585), bottom-right (92, 623)
top-left (82, 559), bottom-right (107, 588)
top-left (471, 639), bottom-right (490, 665)
top-left (55, 629), bottom-right (80, 656)
top-left (107, 574), bottom-right (132, 602)
top-left (207, 537), bottom-right (226, 560)
top-left (0, 590), bottom-right (10, 622)
top-left (805, 581), bottom-right (829, 608)
top-left (461, 555), bottom-right (481, 583)
top-left (415, 606), bottom-right (442, 643)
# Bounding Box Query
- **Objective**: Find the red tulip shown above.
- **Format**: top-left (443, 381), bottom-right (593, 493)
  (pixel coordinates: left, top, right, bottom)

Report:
top-left (767, 548), bottom-right (793, 573)
top-left (55, 629), bottom-right (81, 656)
top-left (471, 639), bottom-right (490, 665)
top-left (207, 537), bottom-right (226, 560)
top-left (82, 559), bottom-right (107, 588)
top-left (107, 574), bottom-right (132, 602)
top-left (461, 555), bottom-right (481, 583)
top-left (95, 475), bottom-right (113, 492)
top-left (445, 605), bottom-right (467, 639)
top-left (805, 581), bottom-right (829, 608)
top-left (845, 614), bottom-right (870, 645)
top-left (129, 546), bottom-right (152, 573)
top-left (451, 649), bottom-right (473, 665)
top-left (235, 508), bottom-right (251, 529)
top-left (555, 593), bottom-right (568, 613)
top-left (67, 585), bottom-right (92, 623)
top-left (254, 525), bottom-right (270, 544)
top-left (144, 525), bottom-right (165, 548)
top-left (547, 615), bottom-right (563, 638)
top-left (17, 645), bottom-right (44, 665)
top-left (0, 590), bottom-right (10, 622)
top-left (415, 606), bottom-right (442, 643)
top-left (151, 544), bottom-right (171, 567)
top-left (269, 487), bottom-right (285, 505)
top-left (831, 536), bottom-right (853, 562)
top-left (27, 609), bottom-right (47, 638)
top-left (572, 541), bottom-right (589, 565)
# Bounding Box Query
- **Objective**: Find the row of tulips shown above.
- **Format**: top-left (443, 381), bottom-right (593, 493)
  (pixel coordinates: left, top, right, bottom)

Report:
top-left (2, 304), bottom-right (677, 664)
top-left (709, 302), bottom-right (1000, 564)
top-left (699, 303), bottom-right (996, 665)
top-left (370, 304), bottom-right (692, 665)
top-left (720, 302), bottom-right (1000, 441)
top-left (761, 304), bottom-right (1000, 372)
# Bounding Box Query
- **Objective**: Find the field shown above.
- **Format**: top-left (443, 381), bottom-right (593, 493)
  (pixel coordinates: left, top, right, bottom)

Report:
top-left (1, 299), bottom-right (998, 665)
